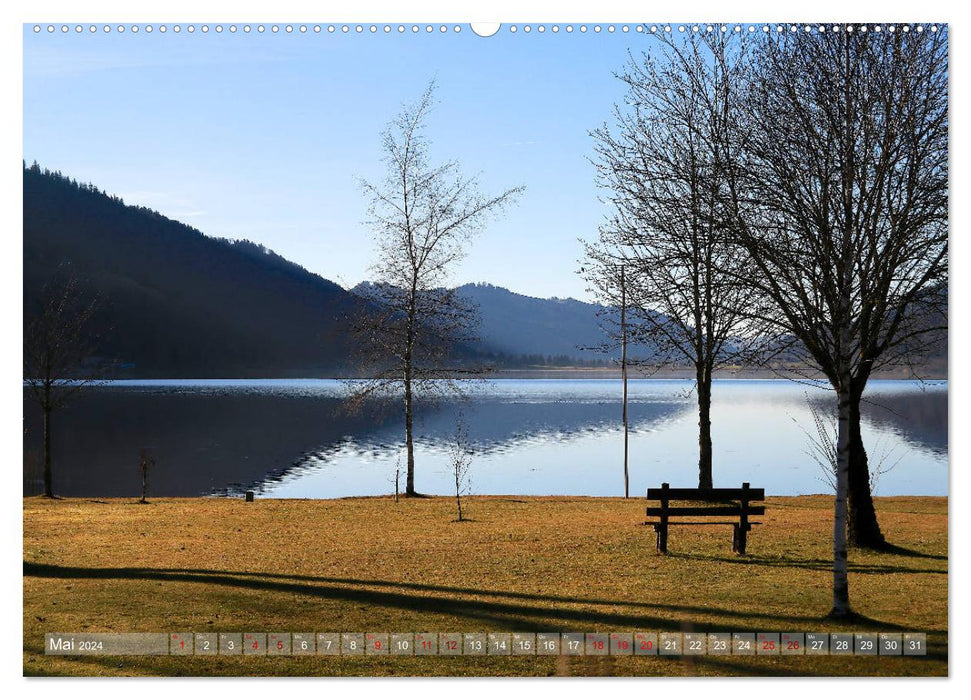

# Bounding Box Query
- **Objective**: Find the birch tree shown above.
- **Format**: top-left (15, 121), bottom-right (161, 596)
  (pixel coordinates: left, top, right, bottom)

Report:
top-left (352, 82), bottom-right (523, 497)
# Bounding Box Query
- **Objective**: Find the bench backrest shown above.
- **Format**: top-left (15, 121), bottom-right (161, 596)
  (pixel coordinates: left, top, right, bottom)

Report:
top-left (646, 482), bottom-right (765, 519)
top-left (646, 483), bottom-right (764, 501)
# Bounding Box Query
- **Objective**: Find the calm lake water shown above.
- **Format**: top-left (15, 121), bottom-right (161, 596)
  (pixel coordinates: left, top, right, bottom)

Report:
top-left (23, 379), bottom-right (947, 499)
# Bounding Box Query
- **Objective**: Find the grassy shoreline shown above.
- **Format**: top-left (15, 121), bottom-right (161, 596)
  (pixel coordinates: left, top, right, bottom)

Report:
top-left (23, 495), bottom-right (947, 677)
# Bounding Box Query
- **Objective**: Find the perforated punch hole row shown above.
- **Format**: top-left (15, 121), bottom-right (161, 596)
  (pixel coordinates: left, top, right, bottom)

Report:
top-left (30, 24), bottom-right (942, 35)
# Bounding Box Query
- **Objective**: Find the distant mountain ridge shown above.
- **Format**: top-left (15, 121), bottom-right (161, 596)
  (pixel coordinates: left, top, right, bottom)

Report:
top-left (351, 280), bottom-right (626, 365)
top-left (455, 283), bottom-right (616, 362)
top-left (25, 164), bottom-right (947, 379)
top-left (24, 163), bottom-right (359, 377)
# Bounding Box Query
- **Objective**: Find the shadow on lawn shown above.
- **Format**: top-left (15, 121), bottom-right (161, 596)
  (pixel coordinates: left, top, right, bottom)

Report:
top-left (690, 655), bottom-right (808, 677)
top-left (24, 561), bottom-right (929, 635)
top-left (666, 553), bottom-right (946, 577)
top-left (24, 647), bottom-right (189, 677)
top-left (873, 543), bottom-right (948, 561)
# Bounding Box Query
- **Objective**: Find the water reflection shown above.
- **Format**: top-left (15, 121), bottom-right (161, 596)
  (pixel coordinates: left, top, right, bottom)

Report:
top-left (23, 379), bottom-right (947, 499)
top-left (23, 389), bottom-right (391, 497)
top-left (858, 390), bottom-right (948, 455)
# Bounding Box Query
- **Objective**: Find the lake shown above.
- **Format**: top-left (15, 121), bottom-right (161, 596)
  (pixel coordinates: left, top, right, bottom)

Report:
top-left (23, 379), bottom-right (947, 499)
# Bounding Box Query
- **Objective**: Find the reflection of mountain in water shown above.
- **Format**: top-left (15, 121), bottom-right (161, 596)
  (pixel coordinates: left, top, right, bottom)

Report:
top-left (412, 398), bottom-right (689, 452)
top-left (805, 388), bottom-right (947, 455)
top-left (266, 398), bottom-right (693, 491)
top-left (861, 390), bottom-right (947, 455)
top-left (23, 390), bottom-right (393, 497)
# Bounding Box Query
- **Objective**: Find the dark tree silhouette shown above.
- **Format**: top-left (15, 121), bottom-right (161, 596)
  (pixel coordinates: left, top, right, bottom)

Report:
top-left (585, 32), bottom-right (768, 490)
top-left (138, 449), bottom-right (155, 504)
top-left (351, 82), bottom-right (522, 496)
top-left (23, 273), bottom-right (104, 498)
top-left (724, 27), bottom-right (948, 565)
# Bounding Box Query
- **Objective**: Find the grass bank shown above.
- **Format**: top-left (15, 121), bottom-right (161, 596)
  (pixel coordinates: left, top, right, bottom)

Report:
top-left (23, 495), bottom-right (947, 677)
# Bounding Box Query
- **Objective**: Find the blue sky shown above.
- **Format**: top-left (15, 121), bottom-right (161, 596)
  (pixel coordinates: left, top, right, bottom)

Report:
top-left (24, 24), bottom-right (665, 300)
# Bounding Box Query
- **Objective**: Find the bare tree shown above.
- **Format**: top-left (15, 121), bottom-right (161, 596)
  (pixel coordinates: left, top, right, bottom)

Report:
top-left (138, 449), bottom-right (155, 504)
top-left (23, 273), bottom-right (104, 498)
top-left (794, 396), bottom-right (903, 496)
top-left (450, 415), bottom-right (474, 522)
top-left (724, 27), bottom-right (948, 562)
top-left (351, 82), bottom-right (523, 497)
top-left (585, 33), bottom-right (768, 490)
top-left (796, 398), bottom-right (840, 493)
top-left (390, 456), bottom-right (402, 504)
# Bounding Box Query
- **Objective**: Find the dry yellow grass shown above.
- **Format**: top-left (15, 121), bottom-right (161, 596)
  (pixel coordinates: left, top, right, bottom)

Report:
top-left (23, 495), bottom-right (947, 677)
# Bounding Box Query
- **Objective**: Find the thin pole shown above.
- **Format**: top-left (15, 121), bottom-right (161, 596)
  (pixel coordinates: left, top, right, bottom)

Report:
top-left (621, 264), bottom-right (629, 499)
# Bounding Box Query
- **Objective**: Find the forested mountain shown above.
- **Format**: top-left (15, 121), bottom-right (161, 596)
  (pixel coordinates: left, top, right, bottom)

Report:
top-left (24, 163), bottom-right (359, 377)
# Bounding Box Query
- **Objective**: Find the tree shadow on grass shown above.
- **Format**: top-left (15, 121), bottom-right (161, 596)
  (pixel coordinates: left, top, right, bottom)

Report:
top-left (868, 543), bottom-right (948, 561)
top-left (689, 655), bottom-right (815, 677)
top-left (24, 561), bottom-right (824, 624)
top-left (665, 553), bottom-right (946, 577)
top-left (688, 653), bottom-right (945, 676)
top-left (23, 641), bottom-right (335, 677)
top-left (24, 561), bottom-right (935, 635)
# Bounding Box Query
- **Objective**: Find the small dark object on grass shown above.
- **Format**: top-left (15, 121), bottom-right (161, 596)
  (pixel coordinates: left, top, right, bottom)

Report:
top-left (138, 449), bottom-right (155, 504)
top-left (245, 491), bottom-right (254, 502)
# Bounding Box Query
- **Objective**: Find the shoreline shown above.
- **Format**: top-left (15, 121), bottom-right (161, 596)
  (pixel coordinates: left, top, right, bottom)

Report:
top-left (27, 374), bottom-right (950, 384)
top-left (23, 493), bottom-right (950, 503)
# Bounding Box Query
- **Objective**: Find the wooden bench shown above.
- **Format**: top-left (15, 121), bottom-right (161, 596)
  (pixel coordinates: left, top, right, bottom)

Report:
top-left (646, 482), bottom-right (764, 555)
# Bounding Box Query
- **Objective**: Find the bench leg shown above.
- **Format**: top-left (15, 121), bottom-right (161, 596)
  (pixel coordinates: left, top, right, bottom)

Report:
top-left (732, 524), bottom-right (748, 556)
top-left (655, 524), bottom-right (668, 555)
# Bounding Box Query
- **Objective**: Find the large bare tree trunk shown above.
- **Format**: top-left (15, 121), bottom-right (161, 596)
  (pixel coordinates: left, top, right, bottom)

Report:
top-left (731, 29), bottom-right (947, 564)
top-left (831, 40), bottom-right (855, 616)
top-left (832, 380), bottom-right (853, 617)
top-left (847, 392), bottom-right (886, 548)
top-left (42, 405), bottom-right (53, 498)
top-left (696, 369), bottom-right (713, 489)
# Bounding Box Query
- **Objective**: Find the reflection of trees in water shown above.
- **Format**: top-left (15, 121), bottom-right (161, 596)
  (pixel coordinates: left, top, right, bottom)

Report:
top-left (23, 390), bottom-right (396, 497)
top-left (806, 389), bottom-right (947, 455)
